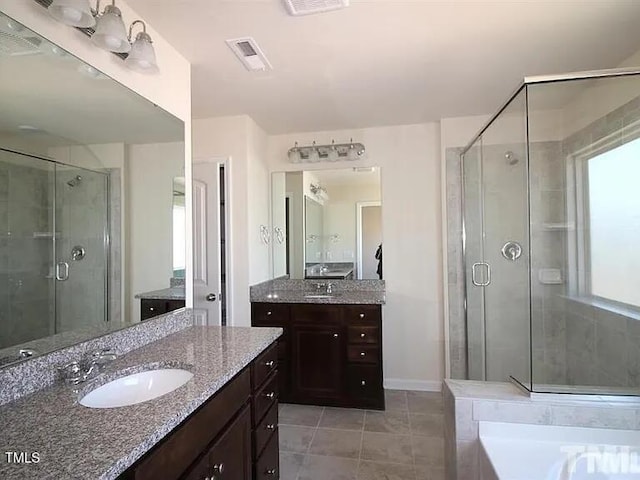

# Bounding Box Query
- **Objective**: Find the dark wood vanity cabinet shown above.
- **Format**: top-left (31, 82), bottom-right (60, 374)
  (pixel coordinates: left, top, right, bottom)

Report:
top-left (119, 341), bottom-right (279, 480)
top-left (140, 298), bottom-right (186, 320)
top-left (251, 303), bottom-right (384, 410)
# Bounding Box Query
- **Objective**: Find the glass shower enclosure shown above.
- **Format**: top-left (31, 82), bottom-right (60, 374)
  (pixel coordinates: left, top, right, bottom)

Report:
top-left (0, 148), bottom-right (109, 351)
top-left (461, 68), bottom-right (640, 395)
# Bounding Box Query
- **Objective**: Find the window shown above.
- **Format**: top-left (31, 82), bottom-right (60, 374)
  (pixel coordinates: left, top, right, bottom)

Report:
top-left (586, 138), bottom-right (640, 308)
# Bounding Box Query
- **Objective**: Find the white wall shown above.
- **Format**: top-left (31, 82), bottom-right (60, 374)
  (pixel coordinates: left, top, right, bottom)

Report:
top-left (0, 0), bottom-right (193, 307)
top-left (247, 119), bottom-right (271, 285)
top-left (268, 123), bottom-right (444, 390)
top-left (126, 142), bottom-right (185, 322)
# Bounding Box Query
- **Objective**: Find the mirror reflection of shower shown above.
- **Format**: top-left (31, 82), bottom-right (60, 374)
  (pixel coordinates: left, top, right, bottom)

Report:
top-left (66, 175), bottom-right (82, 187)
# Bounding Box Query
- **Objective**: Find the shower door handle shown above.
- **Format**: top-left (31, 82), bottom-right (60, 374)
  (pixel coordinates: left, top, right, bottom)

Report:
top-left (55, 262), bottom-right (69, 281)
top-left (471, 262), bottom-right (491, 287)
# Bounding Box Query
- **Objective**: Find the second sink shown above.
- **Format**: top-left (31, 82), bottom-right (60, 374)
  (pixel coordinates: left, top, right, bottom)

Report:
top-left (80, 368), bottom-right (193, 409)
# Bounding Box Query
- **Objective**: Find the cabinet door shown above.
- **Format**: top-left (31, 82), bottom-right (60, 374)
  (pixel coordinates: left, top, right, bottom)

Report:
top-left (183, 405), bottom-right (252, 480)
top-left (291, 323), bottom-right (344, 401)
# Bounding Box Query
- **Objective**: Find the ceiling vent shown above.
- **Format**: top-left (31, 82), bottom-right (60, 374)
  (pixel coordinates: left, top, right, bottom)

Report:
top-left (226, 37), bottom-right (272, 72)
top-left (283, 0), bottom-right (349, 16)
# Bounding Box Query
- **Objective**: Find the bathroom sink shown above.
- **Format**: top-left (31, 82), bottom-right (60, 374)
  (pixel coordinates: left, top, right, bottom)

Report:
top-left (79, 368), bottom-right (193, 408)
top-left (304, 294), bottom-right (340, 299)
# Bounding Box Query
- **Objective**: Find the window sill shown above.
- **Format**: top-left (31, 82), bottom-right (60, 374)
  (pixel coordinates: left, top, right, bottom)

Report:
top-left (562, 295), bottom-right (640, 322)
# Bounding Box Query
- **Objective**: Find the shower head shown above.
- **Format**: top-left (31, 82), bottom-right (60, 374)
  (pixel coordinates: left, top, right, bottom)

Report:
top-left (505, 151), bottom-right (519, 166)
top-left (67, 175), bottom-right (82, 187)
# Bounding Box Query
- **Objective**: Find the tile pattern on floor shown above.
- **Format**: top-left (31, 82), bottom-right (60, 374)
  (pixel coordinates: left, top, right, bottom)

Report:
top-left (278, 390), bottom-right (445, 480)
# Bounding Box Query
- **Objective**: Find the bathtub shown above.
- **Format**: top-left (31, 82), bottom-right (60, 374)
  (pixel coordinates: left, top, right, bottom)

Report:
top-left (479, 422), bottom-right (640, 480)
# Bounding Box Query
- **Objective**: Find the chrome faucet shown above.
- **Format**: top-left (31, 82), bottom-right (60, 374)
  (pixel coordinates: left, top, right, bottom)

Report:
top-left (58, 347), bottom-right (117, 385)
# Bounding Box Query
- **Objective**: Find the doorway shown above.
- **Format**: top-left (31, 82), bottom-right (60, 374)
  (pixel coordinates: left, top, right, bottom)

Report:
top-left (356, 201), bottom-right (382, 280)
top-left (192, 159), bottom-right (229, 326)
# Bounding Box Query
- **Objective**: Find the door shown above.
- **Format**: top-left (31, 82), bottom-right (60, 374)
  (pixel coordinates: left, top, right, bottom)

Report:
top-left (463, 89), bottom-right (531, 386)
top-left (192, 160), bottom-right (228, 326)
top-left (291, 323), bottom-right (344, 401)
top-left (357, 202), bottom-right (382, 280)
top-left (0, 149), bottom-right (56, 348)
top-left (54, 166), bottom-right (109, 332)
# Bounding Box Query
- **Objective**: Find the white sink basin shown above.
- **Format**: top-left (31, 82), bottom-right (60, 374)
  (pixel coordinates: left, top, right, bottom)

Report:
top-left (80, 368), bottom-right (193, 408)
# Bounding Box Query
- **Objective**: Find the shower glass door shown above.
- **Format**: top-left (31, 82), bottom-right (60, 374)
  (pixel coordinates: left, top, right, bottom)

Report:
top-left (0, 148), bottom-right (108, 350)
top-left (0, 149), bottom-right (56, 349)
top-left (463, 89), bottom-right (532, 387)
top-left (54, 166), bottom-right (109, 333)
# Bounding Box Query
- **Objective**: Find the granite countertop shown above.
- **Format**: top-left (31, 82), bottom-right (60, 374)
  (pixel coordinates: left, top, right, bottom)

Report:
top-left (0, 326), bottom-right (282, 480)
top-left (135, 287), bottom-right (185, 300)
top-left (252, 289), bottom-right (385, 305)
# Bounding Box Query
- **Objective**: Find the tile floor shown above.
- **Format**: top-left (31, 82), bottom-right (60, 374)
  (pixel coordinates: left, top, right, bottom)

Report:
top-left (278, 390), bottom-right (445, 480)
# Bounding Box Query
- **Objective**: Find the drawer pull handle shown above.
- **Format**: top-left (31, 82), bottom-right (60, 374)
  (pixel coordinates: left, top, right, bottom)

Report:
top-left (360, 352), bottom-right (366, 357)
top-left (212, 463), bottom-right (224, 474)
top-left (266, 423), bottom-right (276, 430)
top-left (264, 360), bottom-right (275, 367)
top-left (333, 333), bottom-right (339, 338)
top-left (266, 469), bottom-right (277, 476)
top-left (360, 333), bottom-right (366, 338)
top-left (359, 313), bottom-right (365, 318)
top-left (267, 311), bottom-right (272, 316)
top-left (361, 380), bottom-right (366, 386)
top-left (264, 391), bottom-right (275, 399)
top-left (149, 307), bottom-right (155, 311)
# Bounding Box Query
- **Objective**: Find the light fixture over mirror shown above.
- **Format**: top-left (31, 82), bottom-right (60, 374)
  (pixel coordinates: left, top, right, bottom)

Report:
top-left (287, 139), bottom-right (366, 163)
top-left (125, 20), bottom-right (158, 73)
top-left (92, 1), bottom-right (130, 53)
top-left (44, 0), bottom-right (159, 72)
top-left (48, 0), bottom-right (96, 28)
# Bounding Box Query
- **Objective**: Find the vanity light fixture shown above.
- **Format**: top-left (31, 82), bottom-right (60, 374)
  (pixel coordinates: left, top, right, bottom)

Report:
top-left (125, 20), bottom-right (158, 73)
top-left (48, 0), bottom-right (96, 28)
top-left (287, 139), bottom-right (366, 163)
top-left (43, 0), bottom-right (159, 72)
top-left (92, 1), bottom-right (130, 53)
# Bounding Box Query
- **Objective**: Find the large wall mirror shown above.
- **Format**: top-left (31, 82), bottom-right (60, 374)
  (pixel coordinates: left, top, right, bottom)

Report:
top-left (271, 168), bottom-right (382, 280)
top-left (0, 12), bottom-right (185, 367)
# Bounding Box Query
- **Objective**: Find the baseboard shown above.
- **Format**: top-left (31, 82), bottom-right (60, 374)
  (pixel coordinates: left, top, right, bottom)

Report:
top-left (384, 379), bottom-right (442, 392)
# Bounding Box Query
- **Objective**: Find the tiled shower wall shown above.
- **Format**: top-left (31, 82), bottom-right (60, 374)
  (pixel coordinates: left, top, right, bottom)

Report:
top-left (0, 158), bottom-right (53, 349)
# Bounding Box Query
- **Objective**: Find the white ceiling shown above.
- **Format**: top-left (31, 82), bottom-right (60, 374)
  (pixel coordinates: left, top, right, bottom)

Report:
top-left (132, 0), bottom-right (640, 135)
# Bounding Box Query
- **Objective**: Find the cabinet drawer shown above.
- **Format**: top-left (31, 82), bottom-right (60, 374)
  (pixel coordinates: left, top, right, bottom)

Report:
top-left (253, 372), bottom-right (278, 426)
top-left (290, 304), bottom-right (343, 325)
top-left (141, 299), bottom-right (167, 321)
top-left (253, 402), bottom-right (278, 459)
top-left (133, 370), bottom-right (250, 480)
top-left (254, 429), bottom-right (279, 480)
top-left (182, 405), bottom-right (252, 480)
top-left (166, 300), bottom-right (186, 313)
top-left (252, 303), bottom-right (290, 326)
top-left (347, 345), bottom-right (379, 364)
top-left (252, 343), bottom-right (278, 391)
top-left (347, 365), bottom-right (383, 399)
top-left (347, 326), bottom-right (379, 345)
top-left (343, 305), bottom-right (381, 325)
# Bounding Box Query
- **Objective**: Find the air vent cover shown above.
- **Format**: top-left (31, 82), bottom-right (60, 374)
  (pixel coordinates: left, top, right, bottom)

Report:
top-left (284, 0), bottom-right (349, 16)
top-left (226, 37), bottom-right (272, 72)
